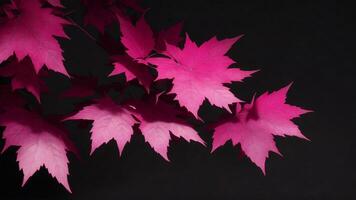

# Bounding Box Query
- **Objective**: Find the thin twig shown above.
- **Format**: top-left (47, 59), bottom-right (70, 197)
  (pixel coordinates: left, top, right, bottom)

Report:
top-left (63, 9), bottom-right (76, 16)
top-left (66, 17), bottom-right (97, 42)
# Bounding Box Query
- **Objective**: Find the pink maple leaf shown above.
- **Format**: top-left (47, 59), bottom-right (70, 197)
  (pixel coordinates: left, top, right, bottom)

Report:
top-left (212, 84), bottom-right (311, 174)
top-left (117, 14), bottom-right (155, 60)
top-left (117, 14), bottom-right (183, 58)
top-left (0, 0), bottom-right (70, 75)
top-left (128, 98), bottom-right (205, 160)
top-left (0, 107), bottom-right (73, 192)
top-left (110, 55), bottom-right (153, 89)
top-left (0, 57), bottom-right (41, 102)
top-left (147, 34), bottom-right (255, 118)
top-left (66, 98), bottom-right (136, 155)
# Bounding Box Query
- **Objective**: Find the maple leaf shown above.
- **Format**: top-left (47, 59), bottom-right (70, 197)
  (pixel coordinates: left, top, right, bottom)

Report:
top-left (83, 0), bottom-right (117, 33)
top-left (128, 98), bottom-right (205, 160)
top-left (0, 107), bottom-right (73, 192)
top-left (147, 34), bottom-right (255, 118)
top-left (0, 57), bottom-right (42, 101)
top-left (117, 14), bottom-right (183, 58)
top-left (155, 22), bottom-right (184, 52)
top-left (66, 97), bottom-right (136, 155)
top-left (117, 14), bottom-right (155, 60)
top-left (110, 55), bottom-right (153, 89)
top-left (0, 0), bottom-right (69, 75)
top-left (113, 16), bottom-right (183, 89)
top-left (212, 84), bottom-right (310, 173)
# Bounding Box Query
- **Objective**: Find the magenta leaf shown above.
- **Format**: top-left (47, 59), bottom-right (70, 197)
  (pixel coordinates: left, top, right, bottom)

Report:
top-left (0, 0), bottom-right (70, 75)
top-left (212, 84), bottom-right (311, 173)
top-left (117, 14), bottom-right (155, 60)
top-left (147, 34), bottom-right (255, 117)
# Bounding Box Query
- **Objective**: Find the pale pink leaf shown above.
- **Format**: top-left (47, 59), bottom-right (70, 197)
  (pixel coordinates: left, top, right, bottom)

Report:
top-left (0, 108), bottom-right (72, 192)
top-left (66, 98), bottom-right (136, 155)
top-left (129, 99), bottom-right (204, 160)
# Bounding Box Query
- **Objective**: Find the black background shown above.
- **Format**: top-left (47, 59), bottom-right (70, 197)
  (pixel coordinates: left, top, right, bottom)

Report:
top-left (0, 0), bottom-right (355, 199)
